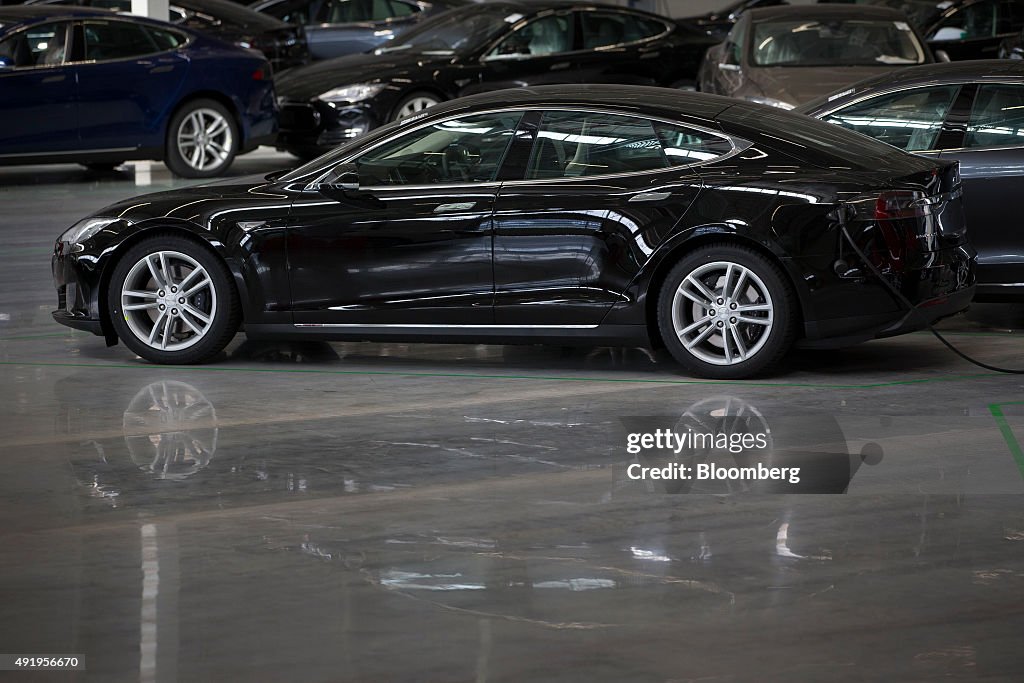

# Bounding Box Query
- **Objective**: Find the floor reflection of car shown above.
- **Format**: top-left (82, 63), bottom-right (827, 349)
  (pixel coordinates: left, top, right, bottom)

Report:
top-left (0, 6), bottom-right (278, 177)
top-left (796, 60), bottom-right (1024, 302)
top-left (829, 0), bottom-right (1024, 61)
top-left (250, 0), bottom-right (466, 60)
top-left (274, 0), bottom-right (717, 158)
top-left (53, 85), bottom-right (975, 378)
top-left (25, 0), bottom-right (310, 72)
top-left (699, 5), bottom-right (933, 110)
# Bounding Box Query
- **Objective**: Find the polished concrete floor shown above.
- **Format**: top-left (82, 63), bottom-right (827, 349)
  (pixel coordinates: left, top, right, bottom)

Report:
top-left (2, 154), bottom-right (1024, 681)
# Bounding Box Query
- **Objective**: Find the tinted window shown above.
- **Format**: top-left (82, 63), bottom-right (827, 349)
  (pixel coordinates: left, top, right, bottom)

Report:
top-left (84, 21), bottom-right (158, 60)
top-left (489, 15), bottom-right (572, 58)
top-left (823, 85), bottom-right (960, 152)
top-left (320, 0), bottom-right (413, 23)
top-left (965, 83), bottom-right (1024, 148)
top-left (261, 0), bottom-right (311, 24)
top-left (752, 19), bottom-right (926, 66)
top-left (526, 112), bottom-right (727, 180)
top-left (390, 6), bottom-right (513, 53)
top-left (580, 11), bottom-right (666, 49)
top-left (353, 112), bottom-right (523, 185)
top-left (725, 19), bottom-right (746, 64)
top-left (146, 26), bottom-right (187, 50)
top-left (0, 22), bottom-right (68, 67)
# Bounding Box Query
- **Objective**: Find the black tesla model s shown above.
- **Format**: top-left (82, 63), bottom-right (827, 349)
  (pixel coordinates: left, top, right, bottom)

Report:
top-left (52, 86), bottom-right (975, 379)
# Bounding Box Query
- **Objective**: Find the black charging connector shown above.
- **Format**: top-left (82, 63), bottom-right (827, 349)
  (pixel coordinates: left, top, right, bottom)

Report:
top-left (838, 224), bottom-right (1024, 375)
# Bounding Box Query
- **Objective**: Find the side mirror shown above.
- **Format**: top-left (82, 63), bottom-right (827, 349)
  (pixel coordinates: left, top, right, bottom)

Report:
top-left (935, 49), bottom-right (952, 62)
top-left (315, 163), bottom-right (379, 204)
top-left (930, 27), bottom-right (966, 42)
top-left (0, 56), bottom-right (14, 71)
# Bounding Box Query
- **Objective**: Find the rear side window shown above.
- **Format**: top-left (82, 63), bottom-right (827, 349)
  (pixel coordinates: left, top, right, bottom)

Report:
top-left (84, 21), bottom-right (158, 60)
top-left (965, 83), bottom-right (1024, 148)
top-left (580, 11), bottom-right (667, 49)
top-left (822, 85), bottom-right (960, 152)
top-left (146, 26), bottom-right (187, 50)
top-left (0, 21), bottom-right (68, 67)
top-left (319, 0), bottom-right (416, 23)
top-left (526, 111), bottom-right (730, 180)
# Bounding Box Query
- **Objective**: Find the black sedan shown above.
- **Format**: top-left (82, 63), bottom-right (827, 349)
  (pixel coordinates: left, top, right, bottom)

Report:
top-left (832, 0), bottom-right (1024, 61)
top-left (274, 0), bottom-right (716, 158)
top-left (52, 85), bottom-right (974, 379)
top-left (250, 0), bottom-right (467, 60)
top-left (797, 59), bottom-right (1024, 302)
top-left (25, 0), bottom-right (309, 72)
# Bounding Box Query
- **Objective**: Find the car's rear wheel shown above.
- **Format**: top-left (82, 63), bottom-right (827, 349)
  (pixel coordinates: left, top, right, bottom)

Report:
top-left (165, 99), bottom-right (238, 178)
top-left (391, 92), bottom-right (441, 121)
top-left (107, 235), bottom-right (240, 364)
top-left (657, 244), bottom-right (796, 379)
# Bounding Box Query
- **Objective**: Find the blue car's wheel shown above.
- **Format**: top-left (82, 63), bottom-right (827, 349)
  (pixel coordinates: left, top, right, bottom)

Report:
top-left (165, 99), bottom-right (239, 178)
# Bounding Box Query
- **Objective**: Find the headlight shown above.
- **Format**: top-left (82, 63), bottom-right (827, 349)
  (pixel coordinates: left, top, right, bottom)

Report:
top-left (59, 217), bottom-right (120, 246)
top-left (745, 96), bottom-right (795, 111)
top-left (318, 83), bottom-right (385, 104)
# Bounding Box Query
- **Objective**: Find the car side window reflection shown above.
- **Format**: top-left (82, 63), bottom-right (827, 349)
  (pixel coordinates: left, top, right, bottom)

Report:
top-left (932, 0), bottom-right (998, 40)
top-left (526, 112), bottom-right (731, 180)
top-left (823, 85), bottom-right (960, 152)
top-left (489, 15), bottom-right (572, 58)
top-left (353, 111), bottom-right (523, 185)
top-left (965, 83), bottom-right (1024, 149)
top-left (0, 22), bottom-right (68, 68)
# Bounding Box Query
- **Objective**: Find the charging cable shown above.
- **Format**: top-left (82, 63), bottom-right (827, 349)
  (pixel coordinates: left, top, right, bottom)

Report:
top-left (839, 225), bottom-right (1024, 375)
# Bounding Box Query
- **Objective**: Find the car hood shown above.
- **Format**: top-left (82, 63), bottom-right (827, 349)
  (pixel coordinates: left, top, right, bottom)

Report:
top-left (275, 48), bottom-right (454, 100)
top-left (748, 66), bottom-right (908, 107)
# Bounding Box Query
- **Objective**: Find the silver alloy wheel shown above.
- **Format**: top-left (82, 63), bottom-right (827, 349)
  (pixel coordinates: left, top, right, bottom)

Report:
top-left (670, 261), bottom-right (774, 366)
top-left (176, 108), bottom-right (233, 172)
top-left (123, 380), bottom-right (218, 480)
top-left (120, 250), bottom-right (218, 352)
top-left (396, 95), bottom-right (439, 119)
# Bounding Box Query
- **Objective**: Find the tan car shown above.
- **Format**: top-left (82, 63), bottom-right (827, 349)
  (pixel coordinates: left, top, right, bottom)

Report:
top-left (698, 4), bottom-right (935, 109)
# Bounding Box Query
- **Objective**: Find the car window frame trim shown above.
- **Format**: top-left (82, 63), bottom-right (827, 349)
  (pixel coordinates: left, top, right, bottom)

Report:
top-left (70, 17), bottom-right (193, 66)
top-left (305, 105), bottom-right (750, 191)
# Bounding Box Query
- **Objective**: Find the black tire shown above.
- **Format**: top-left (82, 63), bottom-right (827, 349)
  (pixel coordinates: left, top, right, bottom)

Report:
top-left (164, 99), bottom-right (239, 179)
top-left (656, 244), bottom-right (797, 379)
top-left (390, 91), bottom-right (442, 122)
top-left (107, 234), bottom-right (241, 364)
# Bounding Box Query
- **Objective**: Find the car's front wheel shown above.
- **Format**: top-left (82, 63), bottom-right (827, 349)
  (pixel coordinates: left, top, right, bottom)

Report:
top-left (657, 244), bottom-right (796, 379)
top-left (165, 99), bottom-right (238, 178)
top-left (107, 235), bottom-right (240, 364)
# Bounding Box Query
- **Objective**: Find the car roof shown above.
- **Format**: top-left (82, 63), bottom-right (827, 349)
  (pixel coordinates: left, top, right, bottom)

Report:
top-left (0, 5), bottom-right (117, 23)
top-left (417, 84), bottom-right (738, 125)
top-left (796, 59), bottom-right (1024, 113)
top-left (747, 4), bottom-right (910, 21)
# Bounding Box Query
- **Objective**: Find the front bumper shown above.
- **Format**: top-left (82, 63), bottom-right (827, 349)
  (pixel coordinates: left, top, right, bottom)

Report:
top-left (276, 98), bottom-right (382, 156)
top-left (52, 247), bottom-right (105, 337)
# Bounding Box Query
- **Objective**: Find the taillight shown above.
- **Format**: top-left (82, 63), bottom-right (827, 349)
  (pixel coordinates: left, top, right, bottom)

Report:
top-left (252, 64), bottom-right (271, 81)
top-left (874, 190), bottom-right (929, 220)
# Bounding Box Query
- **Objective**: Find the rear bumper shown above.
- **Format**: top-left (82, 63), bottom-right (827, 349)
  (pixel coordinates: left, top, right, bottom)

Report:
top-left (799, 244), bottom-right (975, 348)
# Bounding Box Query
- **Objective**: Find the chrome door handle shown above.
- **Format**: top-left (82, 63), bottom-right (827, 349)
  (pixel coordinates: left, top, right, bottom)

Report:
top-left (550, 62), bottom-right (572, 71)
top-left (434, 202), bottom-right (476, 213)
top-left (628, 192), bottom-right (672, 203)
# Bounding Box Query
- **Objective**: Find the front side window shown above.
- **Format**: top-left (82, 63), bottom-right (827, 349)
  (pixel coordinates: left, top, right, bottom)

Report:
top-left (0, 22), bottom-right (69, 68)
top-left (353, 111), bottom-right (523, 185)
top-left (965, 83), bottom-right (1024, 149)
top-left (724, 19), bottom-right (746, 64)
top-left (752, 19), bottom-right (926, 66)
top-left (823, 85), bottom-right (960, 152)
top-left (580, 11), bottom-right (666, 49)
top-left (526, 112), bottom-right (731, 180)
top-left (488, 15), bottom-right (572, 58)
top-left (83, 21), bottom-right (160, 61)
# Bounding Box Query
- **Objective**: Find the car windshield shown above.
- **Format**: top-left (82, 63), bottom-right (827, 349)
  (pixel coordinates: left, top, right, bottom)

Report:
top-left (851, 0), bottom-right (941, 30)
top-left (379, 5), bottom-right (519, 54)
top-left (751, 18), bottom-right (926, 67)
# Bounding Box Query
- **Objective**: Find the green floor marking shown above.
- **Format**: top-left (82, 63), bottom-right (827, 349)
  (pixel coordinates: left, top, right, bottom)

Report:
top-left (989, 402), bottom-right (1024, 479)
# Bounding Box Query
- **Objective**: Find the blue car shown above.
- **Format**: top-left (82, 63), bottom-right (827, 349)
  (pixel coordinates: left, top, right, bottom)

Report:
top-left (0, 6), bottom-right (278, 177)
